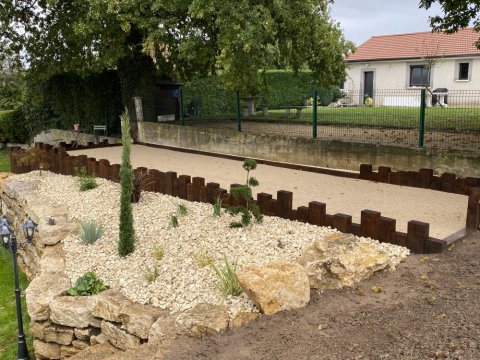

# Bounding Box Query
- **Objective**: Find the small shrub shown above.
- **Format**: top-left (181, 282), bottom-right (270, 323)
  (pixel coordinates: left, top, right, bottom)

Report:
top-left (67, 272), bottom-right (108, 296)
top-left (153, 245), bottom-right (165, 261)
top-left (177, 204), bottom-right (188, 216)
top-left (170, 215), bottom-right (179, 228)
top-left (213, 196), bottom-right (223, 217)
top-left (226, 159), bottom-right (263, 228)
top-left (192, 250), bottom-right (214, 268)
top-left (211, 255), bottom-right (243, 297)
top-left (77, 220), bottom-right (103, 244)
top-left (143, 266), bottom-right (160, 283)
top-left (132, 169), bottom-right (155, 203)
top-left (75, 167), bottom-right (97, 191)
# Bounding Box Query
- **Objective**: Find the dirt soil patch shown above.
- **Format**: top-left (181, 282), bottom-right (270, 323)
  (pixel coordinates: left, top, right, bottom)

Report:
top-left (71, 145), bottom-right (467, 238)
top-left (140, 231), bottom-right (480, 360)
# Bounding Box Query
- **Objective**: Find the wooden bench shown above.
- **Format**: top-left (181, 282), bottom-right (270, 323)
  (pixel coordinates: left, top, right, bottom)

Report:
top-left (93, 125), bottom-right (107, 136)
top-left (279, 106), bottom-right (310, 120)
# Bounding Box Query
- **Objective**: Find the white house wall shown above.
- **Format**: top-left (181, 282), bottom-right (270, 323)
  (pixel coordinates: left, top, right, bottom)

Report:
top-left (345, 57), bottom-right (480, 106)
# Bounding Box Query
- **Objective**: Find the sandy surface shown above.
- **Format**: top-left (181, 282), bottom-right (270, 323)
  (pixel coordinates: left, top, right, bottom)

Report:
top-left (70, 145), bottom-right (467, 238)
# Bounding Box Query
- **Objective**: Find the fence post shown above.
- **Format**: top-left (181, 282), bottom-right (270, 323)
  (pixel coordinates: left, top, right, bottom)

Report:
top-left (236, 90), bottom-right (242, 132)
top-left (312, 88), bottom-right (318, 138)
top-left (179, 87), bottom-right (185, 126)
top-left (418, 89), bottom-right (426, 148)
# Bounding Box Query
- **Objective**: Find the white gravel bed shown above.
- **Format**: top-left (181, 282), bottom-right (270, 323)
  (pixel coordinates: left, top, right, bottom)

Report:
top-left (13, 171), bottom-right (409, 316)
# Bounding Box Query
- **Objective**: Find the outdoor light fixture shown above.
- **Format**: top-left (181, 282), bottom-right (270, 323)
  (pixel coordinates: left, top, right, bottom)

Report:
top-left (1, 216), bottom-right (38, 360)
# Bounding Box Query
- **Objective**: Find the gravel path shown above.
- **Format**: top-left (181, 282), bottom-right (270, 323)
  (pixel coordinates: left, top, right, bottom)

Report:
top-left (70, 145), bottom-right (467, 239)
top-left (14, 172), bottom-right (408, 318)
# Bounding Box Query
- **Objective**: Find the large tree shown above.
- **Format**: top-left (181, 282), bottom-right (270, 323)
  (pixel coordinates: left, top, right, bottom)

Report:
top-left (420, 1), bottom-right (480, 45)
top-left (1, 0), bottom-right (353, 100)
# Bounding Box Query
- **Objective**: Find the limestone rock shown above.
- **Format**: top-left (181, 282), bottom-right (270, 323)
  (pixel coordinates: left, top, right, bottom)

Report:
top-left (60, 345), bottom-right (81, 359)
top-left (49, 296), bottom-right (97, 329)
top-left (91, 290), bottom-right (132, 322)
top-left (100, 321), bottom-right (141, 351)
top-left (30, 321), bottom-right (74, 345)
top-left (72, 339), bottom-right (90, 350)
top-left (39, 244), bottom-right (66, 274)
top-left (90, 332), bottom-right (110, 346)
top-left (119, 303), bottom-right (165, 339)
top-left (26, 273), bottom-right (71, 321)
top-left (38, 221), bottom-right (75, 246)
top-left (298, 233), bottom-right (396, 289)
top-left (237, 262), bottom-right (310, 315)
top-left (74, 327), bottom-right (97, 341)
top-left (2, 180), bottom-right (40, 200)
top-left (148, 315), bottom-right (179, 343)
top-left (230, 311), bottom-right (260, 328)
top-left (34, 339), bottom-right (61, 360)
top-left (176, 303), bottom-right (230, 338)
top-left (69, 343), bottom-right (119, 360)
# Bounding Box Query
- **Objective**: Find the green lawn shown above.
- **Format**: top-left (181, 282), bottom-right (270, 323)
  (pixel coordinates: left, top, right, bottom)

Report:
top-left (0, 149), bottom-right (11, 173)
top-left (189, 106), bottom-right (480, 131)
top-left (0, 250), bottom-right (33, 360)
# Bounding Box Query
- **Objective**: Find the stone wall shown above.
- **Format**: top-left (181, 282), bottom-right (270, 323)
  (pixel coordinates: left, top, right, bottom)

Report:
top-left (137, 122), bottom-right (480, 177)
top-left (34, 129), bottom-right (121, 148)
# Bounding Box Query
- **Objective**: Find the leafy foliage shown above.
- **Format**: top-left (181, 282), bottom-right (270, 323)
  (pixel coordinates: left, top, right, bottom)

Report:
top-left (67, 272), bottom-right (108, 296)
top-left (153, 245), bottom-right (165, 261)
top-left (213, 196), bottom-right (223, 217)
top-left (75, 167), bottom-right (97, 191)
top-left (226, 159), bottom-right (263, 228)
top-left (77, 220), bottom-right (103, 245)
top-left (177, 204), bottom-right (189, 216)
top-left (420, 1), bottom-right (480, 46)
top-left (143, 266), bottom-right (160, 283)
top-left (192, 250), bottom-right (215, 268)
top-left (211, 255), bottom-right (243, 297)
top-left (0, 108), bottom-right (28, 143)
top-left (170, 215), bottom-right (179, 228)
top-left (118, 109), bottom-right (135, 257)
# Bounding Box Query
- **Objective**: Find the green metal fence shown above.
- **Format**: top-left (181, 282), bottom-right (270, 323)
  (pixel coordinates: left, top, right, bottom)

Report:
top-left (175, 87), bottom-right (480, 153)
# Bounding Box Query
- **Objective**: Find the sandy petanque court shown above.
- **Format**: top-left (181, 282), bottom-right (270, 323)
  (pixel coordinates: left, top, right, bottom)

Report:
top-left (70, 145), bottom-right (467, 239)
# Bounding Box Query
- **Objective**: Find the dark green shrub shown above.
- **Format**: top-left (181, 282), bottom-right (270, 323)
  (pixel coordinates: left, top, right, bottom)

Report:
top-left (67, 272), bottom-right (108, 296)
top-left (118, 109), bottom-right (135, 257)
top-left (0, 108), bottom-right (28, 143)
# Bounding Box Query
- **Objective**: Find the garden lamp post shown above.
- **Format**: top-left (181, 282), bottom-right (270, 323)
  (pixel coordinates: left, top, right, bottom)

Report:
top-left (1, 216), bottom-right (38, 360)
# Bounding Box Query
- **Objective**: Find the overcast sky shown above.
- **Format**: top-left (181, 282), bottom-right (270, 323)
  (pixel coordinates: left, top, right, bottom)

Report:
top-left (330, 0), bottom-right (444, 45)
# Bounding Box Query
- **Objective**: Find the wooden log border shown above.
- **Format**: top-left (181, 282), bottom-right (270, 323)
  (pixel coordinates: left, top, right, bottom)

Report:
top-left (9, 142), bottom-right (479, 254)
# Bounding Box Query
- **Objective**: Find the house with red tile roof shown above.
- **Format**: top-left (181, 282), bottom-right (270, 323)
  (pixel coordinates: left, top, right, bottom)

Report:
top-left (344, 28), bottom-right (480, 106)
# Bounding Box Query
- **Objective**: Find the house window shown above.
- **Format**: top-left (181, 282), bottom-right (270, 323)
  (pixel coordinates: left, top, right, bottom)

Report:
top-left (410, 65), bottom-right (430, 87)
top-left (459, 63), bottom-right (469, 80)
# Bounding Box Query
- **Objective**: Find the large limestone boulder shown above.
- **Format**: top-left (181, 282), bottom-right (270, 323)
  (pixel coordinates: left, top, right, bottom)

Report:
top-left (298, 233), bottom-right (403, 289)
top-left (69, 343), bottom-right (119, 360)
top-left (49, 296), bottom-right (98, 329)
top-left (230, 311), bottom-right (260, 328)
top-left (176, 303), bottom-right (230, 338)
top-left (91, 289), bottom-right (132, 322)
top-left (237, 262), bottom-right (310, 315)
top-left (119, 303), bottom-right (165, 339)
top-left (33, 339), bottom-right (61, 360)
top-left (148, 314), bottom-right (179, 343)
top-left (100, 321), bottom-right (141, 351)
top-left (39, 244), bottom-right (65, 274)
top-left (26, 273), bottom-right (71, 321)
top-left (38, 220), bottom-right (76, 246)
top-left (30, 321), bottom-right (74, 346)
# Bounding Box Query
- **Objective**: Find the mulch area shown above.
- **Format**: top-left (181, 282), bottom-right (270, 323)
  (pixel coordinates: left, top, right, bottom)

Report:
top-left (158, 231), bottom-right (480, 360)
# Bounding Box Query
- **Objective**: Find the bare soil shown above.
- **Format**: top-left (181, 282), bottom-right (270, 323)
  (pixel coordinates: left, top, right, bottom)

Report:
top-left (157, 231), bottom-right (480, 360)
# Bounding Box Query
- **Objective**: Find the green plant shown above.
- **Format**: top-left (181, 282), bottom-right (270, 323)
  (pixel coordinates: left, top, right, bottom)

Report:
top-left (177, 204), bottom-right (188, 216)
top-left (211, 255), bottom-right (243, 297)
top-left (192, 250), bottom-right (214, 268)
top-left (75, 166), bottom-right (97, 191)
top-left (118, 109), bottom-right (135, 257)
top-left (153, 245), bottom-right (165, 261)
top-left (213, 196), bottom-right (223, 217)
top-left (226, 159), bottom-right (263, 228)
top-left (143, 266), bottom-right (160, 283)
top-left (77, 220), bottom-right (103, 244)
top-left (132, 168), bottom-right (155, 203)
top-left (170, 215), bottom-right (179, 228)
top-left (67, 272), bottom-right (108, 296)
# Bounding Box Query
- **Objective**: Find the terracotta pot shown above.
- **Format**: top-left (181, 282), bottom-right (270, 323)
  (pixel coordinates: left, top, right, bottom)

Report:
top-left (73, 123), bottom-right (80, 131)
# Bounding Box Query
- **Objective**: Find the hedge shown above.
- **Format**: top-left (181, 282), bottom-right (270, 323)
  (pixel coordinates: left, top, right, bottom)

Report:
top-left (0, 109), bottom-right (29, 143)
top-left (182, 71), bottom-right (344, 116)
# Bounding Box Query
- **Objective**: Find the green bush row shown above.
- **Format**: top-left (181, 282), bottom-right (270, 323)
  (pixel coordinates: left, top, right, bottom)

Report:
top-left (0, 108), bottom-right (29, 143)
top-left (182, 71), bottom-right (344, 116)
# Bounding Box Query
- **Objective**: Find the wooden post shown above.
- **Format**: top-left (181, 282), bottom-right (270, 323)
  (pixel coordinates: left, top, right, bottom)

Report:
top-left (86, 158), bottom-right (96, 176)
top-left (178, 175), bottom-right (191, 199)
top-left (359, 164), bottom-right (373, 180)
top-left (360, 210), bottom-right (381, 240)
top-left (406, 220), bottom-right (429, 254)
top-left (308, 201), bottom-right (326, 226)
top-left (377, 166), bottom-right (391, 183)
top-left (165, 171), bottom-right (177, 196)
top-left (206, 183), bottom-right (220, 204)
top-left (297, 206), bottom-right (309, 223)
top-left (440, 173), bottom-right (455, 192)
top-left (466, 187), bottom-right (480, 229)
top-left (418, 168), bottom-right (433, 188)
top-left (277, 190), bottom-right (293, 219)
top-left (377, 217), bottom-right (396, 244)
top-left (110, 164), bottom-right (121, 183)
top-left (192, 177), bottom-right (205, 201)
top-left (334, 214), bottom-right (352, 233)
top-left (257, 193), bottom-right (273, 214)
top-left (98, 159), bottom-right (111, 179)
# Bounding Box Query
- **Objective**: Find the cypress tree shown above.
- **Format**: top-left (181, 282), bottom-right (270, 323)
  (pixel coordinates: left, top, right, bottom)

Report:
top-left (118, 109), bottom-right (135, 256)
